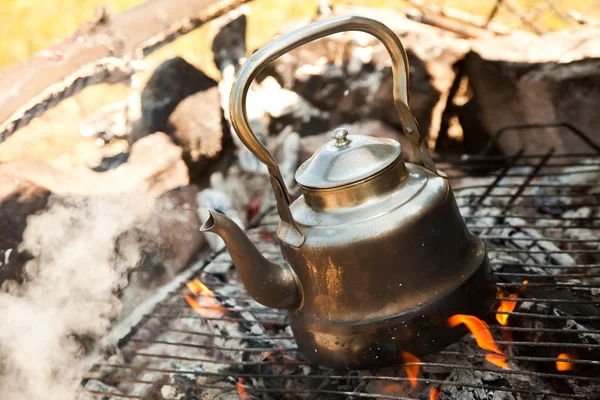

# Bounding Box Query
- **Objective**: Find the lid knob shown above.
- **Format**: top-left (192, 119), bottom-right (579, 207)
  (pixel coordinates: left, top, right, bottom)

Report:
top-left (332, 128), bottom-right (351, 147)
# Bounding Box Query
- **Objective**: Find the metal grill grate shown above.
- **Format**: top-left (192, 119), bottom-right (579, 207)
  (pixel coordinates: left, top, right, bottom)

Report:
top-left (85, 126), bottom-right (600, 399)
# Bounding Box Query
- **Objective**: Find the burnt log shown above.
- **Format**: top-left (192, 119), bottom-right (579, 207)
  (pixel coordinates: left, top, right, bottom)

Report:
top-left (459, 29), bottom-right (600, 155)
top-left (0, 0), bottom-right (252, 142)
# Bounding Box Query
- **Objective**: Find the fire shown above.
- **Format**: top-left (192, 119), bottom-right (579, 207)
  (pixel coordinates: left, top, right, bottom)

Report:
top-left (262, 346), bottom-right (288, 364)
top-left (186, 278), bottom-right (212, 296)
top-left (496, 280), bottom-right (528, 326)
top-left (237, 378), bottom-right (250, 400)
top-left (183, 278), bottom-right (225, 318)
top-left (556, 353), bottom-right (574, 371)
top-left (496, 291), bottom-right (518, 326)
top-left (448, 314), bottom-right (508, 369)
top-left (401, 351), bottom-right (421, 388)
top-left (429, 387), bottom-right (440, 400)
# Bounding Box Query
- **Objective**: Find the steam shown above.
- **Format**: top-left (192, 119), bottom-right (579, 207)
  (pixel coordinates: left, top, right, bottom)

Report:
top-left (0, 194), bottom-right (153, 400)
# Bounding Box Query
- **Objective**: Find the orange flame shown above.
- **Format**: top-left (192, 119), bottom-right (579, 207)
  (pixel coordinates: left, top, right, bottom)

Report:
top-left (448, 314), bottom-right (508, 369)
top-left (496, 292), bottom-right (518, 326)
top-left (496, 280), bottom-right (528, 326)
top-left (381, 383), bottom-right (402, 395)
top-left (262, 346), bottom-right (288, 364)
top-left (237, 378), bottom-right (250, 400)
top-left (429, 387), bottom-right (440, 400)
top-left (183, 279), bottom-right (225, 318)
top-left (186, 278), bottom-right (212, 296)
top-left (556, 353), bottom-right (574, 371)
top-left (401, 351), bottom-right (421, 388)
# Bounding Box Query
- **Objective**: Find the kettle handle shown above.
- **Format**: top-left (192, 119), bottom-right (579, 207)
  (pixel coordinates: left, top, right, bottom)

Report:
top-left (230, 15), bottom-right (437, 244)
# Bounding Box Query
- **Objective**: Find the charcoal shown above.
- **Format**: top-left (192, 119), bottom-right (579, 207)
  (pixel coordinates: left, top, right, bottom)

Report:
top-left (84, 379), bottom-right (129, 400)
top-left (0, 180), bottom-right (50, 288)
top-left (80, 94), bottom-right (142, 144)
top-left (91, 151), bottom-right (130, 172)
top-left (139, 57), bottom-right (217, 136)
top-left (266, 29), bottom-right (439, 136)
top-left (168, 86), bottom-right (230, 185)
top-left (211, 14), bottom-right (247, 73)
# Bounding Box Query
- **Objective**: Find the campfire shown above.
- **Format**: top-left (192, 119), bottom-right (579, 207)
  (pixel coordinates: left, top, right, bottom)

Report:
top-left (82, 135), bottom-right (600, 398)
top-left (1, 1), bottom-right (600, 400)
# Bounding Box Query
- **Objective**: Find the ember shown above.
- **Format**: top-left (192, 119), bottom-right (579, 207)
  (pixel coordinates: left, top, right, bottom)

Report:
top-left (237, 378), bottom-right (250, 400)
top-left (183, 278), bottom-right (225, 318)
top-left (401, 351), bottom-right (421, 388)
top-left (185, 278), bottom-right (212, 296)
top-left (448, 314), bottom-right (508, 369)
top-left (429, 387), bottom-right (440, 400)
top-left (556, 353), bottom-right (574, 371)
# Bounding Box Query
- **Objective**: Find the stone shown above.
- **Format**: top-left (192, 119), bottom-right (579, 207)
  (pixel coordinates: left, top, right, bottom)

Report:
top-left (138, 57), bottom-right (217, 137)
top-left (126, 186), bottom-right (205, 291)
top-left (211, 13), bottom-right (247, 72)
top-left (80, 94), bottom-right (142, 144)
top-left (0, 132), bottom-right (188, 198)
top-left (0, 180), bottom-right (51, 286)
top-left (259, 77), bottom-right (330, 137)
top-left (461, 52), bottom-right (600, 155)
top-left (168, 87), bottom-right (234, 185)
top-left (264, 8), bottom-right (458, 139)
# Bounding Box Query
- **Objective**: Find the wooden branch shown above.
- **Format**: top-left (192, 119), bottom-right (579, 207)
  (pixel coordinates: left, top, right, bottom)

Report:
top-left (502, 0), bottom-right (546, 34)
top-left (407, 0), bottom-right (511, 35)
top-left (484, 0), bottom-right (503, 28)
top-left (405, 8), bottom-right (495, 39)
top-left (0, 0), bottom-right (251, 143)
top-left (567, 9), bottom-right (600, 26)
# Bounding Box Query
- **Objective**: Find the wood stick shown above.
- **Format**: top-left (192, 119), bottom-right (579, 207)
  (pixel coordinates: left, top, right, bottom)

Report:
top-left (405, 8), bottom-right (495, 39)
top-left (407, 0), bottom-right (511, 35)
top-left (567, 9), bottom-right (600, 26)
top-left (502, 0), bottom-right (546, 34)
top-left (0, 0), bottom-right (252, 143)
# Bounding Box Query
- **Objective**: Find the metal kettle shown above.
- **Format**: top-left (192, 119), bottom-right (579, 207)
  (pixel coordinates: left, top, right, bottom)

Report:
top-left (201, 15), bottom-right (495, 369)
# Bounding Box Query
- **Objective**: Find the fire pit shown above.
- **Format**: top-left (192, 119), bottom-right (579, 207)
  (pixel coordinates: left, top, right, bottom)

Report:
top-left (84, 125), bottom-right (600, 399)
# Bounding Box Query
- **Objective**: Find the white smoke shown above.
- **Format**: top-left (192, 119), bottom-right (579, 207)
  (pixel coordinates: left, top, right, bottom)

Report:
top-left (0, 194), bottom-right (153, 400)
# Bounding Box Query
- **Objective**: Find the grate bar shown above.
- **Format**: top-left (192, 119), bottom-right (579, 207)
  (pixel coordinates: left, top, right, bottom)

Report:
top-left (496, 296), bottom-right (600, 304)
top-left (494, 311), bottom-right (600, 320)
top-left (90, 366), bottom-right (600, 385)
top-left (89, 375), bottom-right (598, 399)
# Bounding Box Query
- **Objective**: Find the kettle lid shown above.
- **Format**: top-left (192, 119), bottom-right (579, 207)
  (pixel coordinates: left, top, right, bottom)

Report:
top-left (295, 127), bottom-right (402, 189)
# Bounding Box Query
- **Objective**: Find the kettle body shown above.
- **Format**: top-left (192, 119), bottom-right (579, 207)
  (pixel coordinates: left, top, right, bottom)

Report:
top-left (284, 160), bottom-right (492, 368)
top-left (202, 15), bottom-right (495, 369)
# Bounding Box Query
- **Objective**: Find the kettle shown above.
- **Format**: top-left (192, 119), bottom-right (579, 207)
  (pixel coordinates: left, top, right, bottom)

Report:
top-left (201, 15), bottom-right (495, 369)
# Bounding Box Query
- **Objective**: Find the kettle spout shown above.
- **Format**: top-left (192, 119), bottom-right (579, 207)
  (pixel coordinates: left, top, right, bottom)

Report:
top-left (200, 210), bottom-right (302, 310)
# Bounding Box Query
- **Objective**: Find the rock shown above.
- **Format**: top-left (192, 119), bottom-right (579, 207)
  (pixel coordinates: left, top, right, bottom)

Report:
top-left (137, 57), bottom-right (217, 137)
top-left (265, 14), bottom-right (443, 138)
top-left (168, 87), bottom-right (233, 185)
top-left (259, 76), bottom-right (330, 137)
top-left (0, 180), bottom-right (51, 285)
top-left (211, 13), bottom-right (247, 72)
top-left (127, 186), bottom-right (205, 291)
top-left (91, 151), bottom-right (130, 172)
top-left (299, 119), bottom-right (412, 164)
top-left (80, 94), bottom-right (141, 145)
top-left (0, 132), bottom-right (188, 198)
top-left (461, 52), bottom-right (600, 155)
